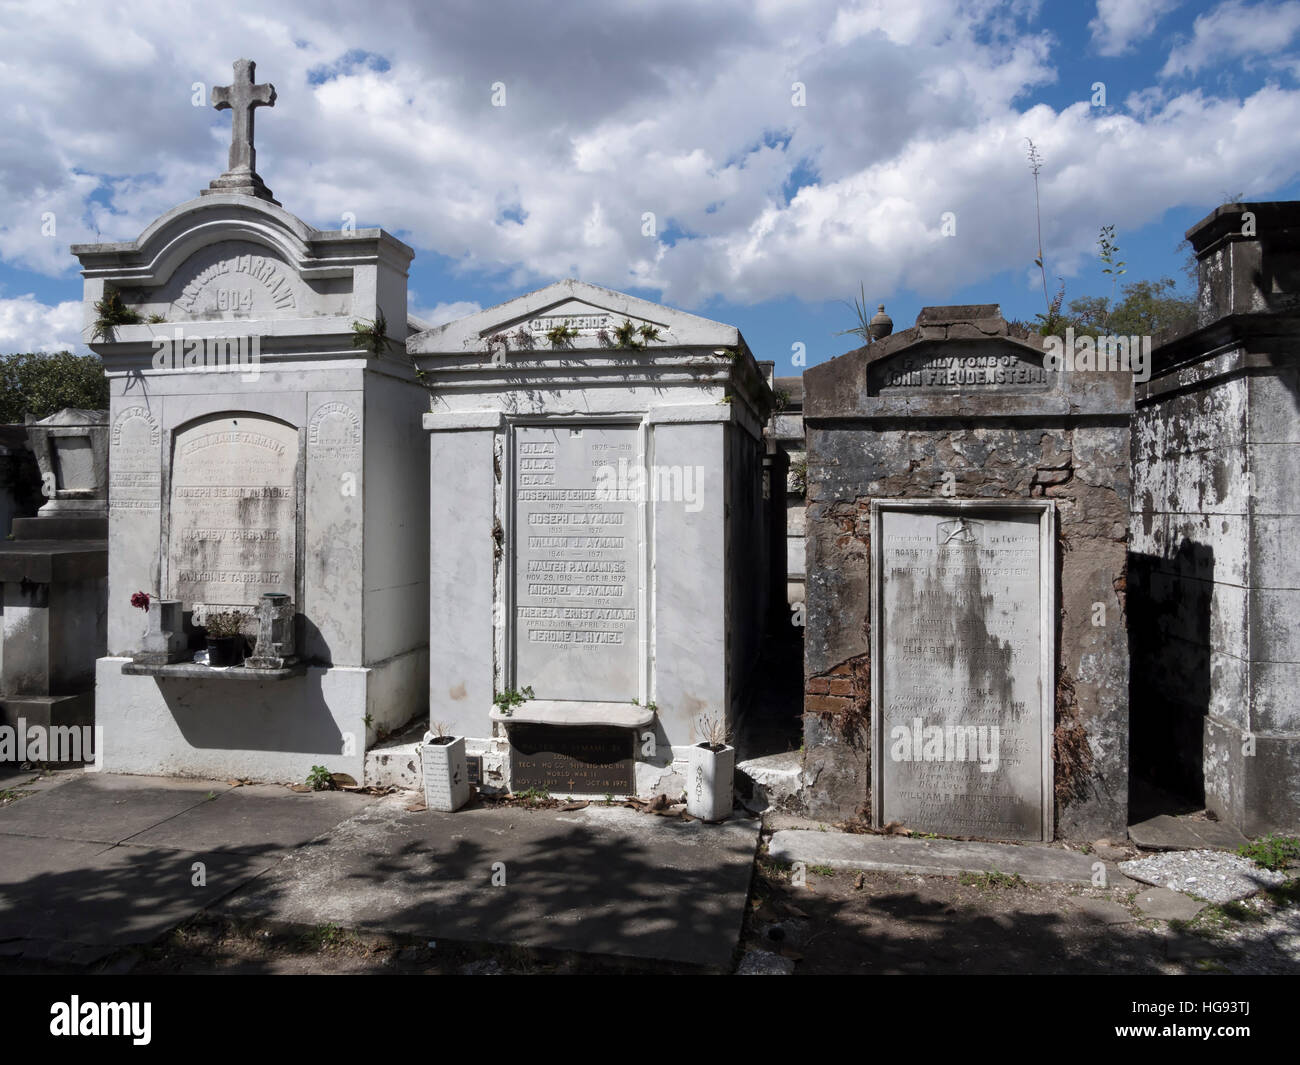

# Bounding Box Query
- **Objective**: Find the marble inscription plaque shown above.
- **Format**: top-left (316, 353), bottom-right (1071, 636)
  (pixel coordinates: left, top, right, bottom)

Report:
top-left (167, 413), bottom-right (298, 614)
top-left (109, 406), bottom-right (161, 511)
top-left (509, 725), bottom-right (635, 795)
top-left (872, 502), bottom-right (1052, 841)
top-left (513, 425), bottom-right (639, 701)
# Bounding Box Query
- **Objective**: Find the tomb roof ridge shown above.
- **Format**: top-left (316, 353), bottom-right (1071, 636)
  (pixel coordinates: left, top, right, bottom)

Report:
top-left (408, 278), bottom-right (744, 353)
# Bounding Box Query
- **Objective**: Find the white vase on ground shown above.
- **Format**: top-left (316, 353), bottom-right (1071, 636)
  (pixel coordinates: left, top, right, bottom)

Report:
top-left (687, 742), bottom-right (735, 821)
top-left (421, 733), bottom-right (470, 812)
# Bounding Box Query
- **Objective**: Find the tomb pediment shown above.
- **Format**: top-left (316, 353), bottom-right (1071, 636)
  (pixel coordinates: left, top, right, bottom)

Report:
top-left (72, 194), bottom-right (415, 358)
top-left (806, 304), bottom-right (1132, 420)
top-left (409, 279), bottom-right (741, 355)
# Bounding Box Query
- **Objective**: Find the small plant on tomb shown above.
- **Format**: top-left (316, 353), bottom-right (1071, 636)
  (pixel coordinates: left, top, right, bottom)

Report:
top-left (834, 281), bottom-right (874, 345)
top-left (130, 590), bottom-right (153, 611)
top-left (306, 765), bottom-right (333, 791)
top-left (493, 685), bottom-right (534, 715)
top-left (510, 327), bottom-right (534, 350)
top-left (202, 609), bottom-right (251, 668)
top-left (427, 719), bottom-right (456, 746)
top-left (695, 712), bottom-right (733, 751)
top-left (146, 313), bottom-right (166, 324)
top-left (350, 311), bottom-right (390, 357)
top-left (611, 319), bottom-right (648, 350)
top-left (92, 289), bottom-right (142, 341)
top-left (545, 323), bottom-right (580, 348)
top-left (202, 610), bottom-right (249, 639)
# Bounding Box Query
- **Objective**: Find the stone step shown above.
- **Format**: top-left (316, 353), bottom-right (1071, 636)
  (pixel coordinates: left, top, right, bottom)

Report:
top-left (736, 751), bottom-right (802, 813)
top-left (1127, 813), bottom-right (1250, 853)
top-left (767, 829), bottom-right (1102, 884)
top-left (364, 734), bottom-right (422, 791)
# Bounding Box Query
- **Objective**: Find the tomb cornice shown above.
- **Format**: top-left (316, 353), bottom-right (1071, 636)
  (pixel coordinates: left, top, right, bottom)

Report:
top-left (74, 196), bottom-right (412, 287)
top-left (1138, 332), bottom-right (1300, 405)
top-left (1146, 311), bottom-right (1300, 378)
top-left (1186, 200), bottom-right (1300, 256)
top-left (74, 195), bottom-right (314, 266)
top-left (87, 330), bottom-right (424, 374)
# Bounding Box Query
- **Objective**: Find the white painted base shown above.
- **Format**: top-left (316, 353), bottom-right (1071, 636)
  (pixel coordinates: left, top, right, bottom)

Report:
top-left (94, 648), bottom-right (426, 783)
top-left (362, 732), bottom-right (693, 801)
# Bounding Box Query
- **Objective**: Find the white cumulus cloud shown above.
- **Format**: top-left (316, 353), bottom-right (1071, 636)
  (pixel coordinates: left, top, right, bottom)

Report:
top-left (1162, 0), bottom-right (1300, 76)
top-left (0, 296), bottom-right (84, 353)
top-left (0, 0), bottom-right (1298, 317)
top-left (1090, 0), bottom-right (1180, 57)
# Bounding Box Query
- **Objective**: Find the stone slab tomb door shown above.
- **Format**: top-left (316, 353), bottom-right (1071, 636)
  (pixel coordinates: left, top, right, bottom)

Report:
top-left (871, 500), bottom-right (1055, 841)
top-left (165, 413), bottom-right (300, 622)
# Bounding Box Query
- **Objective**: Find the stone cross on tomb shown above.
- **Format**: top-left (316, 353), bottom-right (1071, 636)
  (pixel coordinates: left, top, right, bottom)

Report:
top-left (203, 58), bottom-right (279, 204)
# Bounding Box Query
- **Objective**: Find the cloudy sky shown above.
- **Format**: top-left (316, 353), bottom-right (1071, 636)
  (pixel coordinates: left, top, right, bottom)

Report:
top-left (3, 0), bottom-right (1299, 370)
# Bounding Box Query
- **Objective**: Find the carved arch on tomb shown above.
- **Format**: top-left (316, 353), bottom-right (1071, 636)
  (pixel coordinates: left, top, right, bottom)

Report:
top-left (159, 410), bottom-right (306, 624)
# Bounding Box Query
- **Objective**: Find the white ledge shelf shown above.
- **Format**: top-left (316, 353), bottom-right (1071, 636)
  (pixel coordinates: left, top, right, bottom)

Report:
top-left (489, 700), bottom-right (655, 728)
top-left (122, 661), bottom-right (307, 682)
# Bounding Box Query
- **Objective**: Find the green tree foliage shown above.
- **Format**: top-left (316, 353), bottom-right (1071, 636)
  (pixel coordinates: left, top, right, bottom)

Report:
top-left (1064, 277), bottom-right (1197, 338)
top-left (0, 351), bottom-right (109, 423)
top-left (1011, 277), bottom-right (1197, 341)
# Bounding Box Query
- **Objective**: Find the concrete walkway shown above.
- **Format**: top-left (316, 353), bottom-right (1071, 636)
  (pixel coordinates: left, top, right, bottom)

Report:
top-left (0, 771), bottom-right (365, 964)
top-left (222, 798), bottom-right (760, 969)
top-left (0, 771), bottom-right (760, 970)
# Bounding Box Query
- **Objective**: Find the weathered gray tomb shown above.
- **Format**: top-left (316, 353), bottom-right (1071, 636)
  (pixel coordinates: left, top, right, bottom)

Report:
top-left (802, 305), bottom-right (1133, 840)
top-left (1131, 201), bottom-right (1300, 835)
top-left (0, 410), bottom-right (108, 746)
